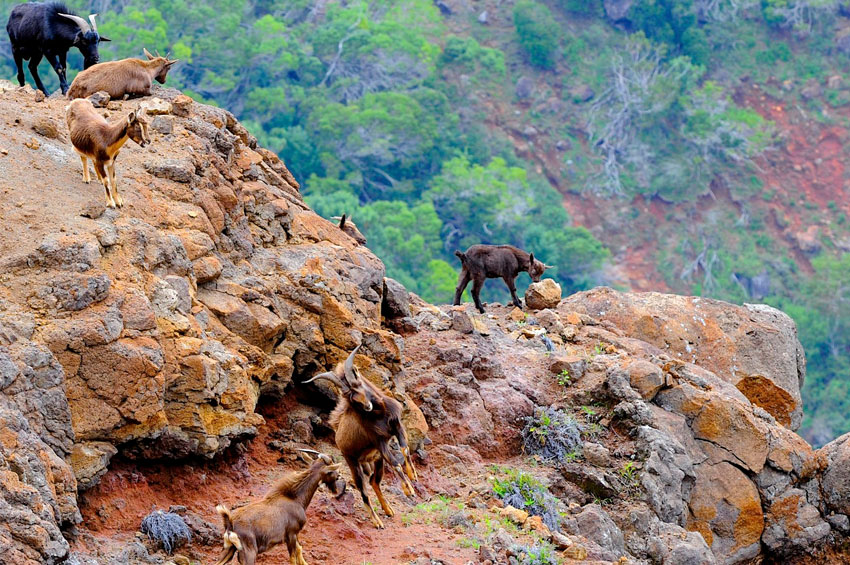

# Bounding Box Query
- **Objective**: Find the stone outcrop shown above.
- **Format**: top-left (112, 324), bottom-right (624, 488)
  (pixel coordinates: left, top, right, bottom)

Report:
top-left (0, 83), bottom-right (425, 562)
top-left (403, 293), bottom-right (844, 563)
top-left (562, 287), bottom-right (806, 430)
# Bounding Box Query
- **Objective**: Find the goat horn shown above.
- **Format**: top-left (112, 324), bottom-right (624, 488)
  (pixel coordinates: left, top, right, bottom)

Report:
top-left (343, 345), bottom-right (361, 383)
top-left (297, 449), bottom-right (317, 462)
top-left (298, 449), bottom-right (334, 465)
top-left (88, 14), bottom-right (98, 33)
top-left (58, 13), bottom-right (91, 33)
top-left (303, 370), bottom-right (344, 389)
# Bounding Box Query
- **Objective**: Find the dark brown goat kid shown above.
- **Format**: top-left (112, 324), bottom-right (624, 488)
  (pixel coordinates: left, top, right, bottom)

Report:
top-left (304, 346), bottom-right (417, 529)
top-left (454, 244), bottom-right (553, 314)
top-left (67, 48), bottom-right (178, 99)
top-left (332, 214), bottom-right (366, 245)
top-left (214, 451), bottom-right (344, 565)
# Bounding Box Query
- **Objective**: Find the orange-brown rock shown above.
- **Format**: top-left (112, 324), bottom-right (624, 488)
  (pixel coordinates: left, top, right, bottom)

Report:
top-left (562, 288), bottom-right (806, 429)
top-left (687, 461), bottom-right (764, 562)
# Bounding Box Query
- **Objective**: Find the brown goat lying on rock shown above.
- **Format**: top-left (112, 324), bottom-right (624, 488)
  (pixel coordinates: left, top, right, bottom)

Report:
top-left (454, 244), bottom-right (553, 313)
top-left (305, 345), bottom-right (417, 529)
top-left (214, 451), bottom-right (344, 565)
top-left (67, 48), bottom-right (178, 99)
top-left (66, 98), bottom-right (150, 208)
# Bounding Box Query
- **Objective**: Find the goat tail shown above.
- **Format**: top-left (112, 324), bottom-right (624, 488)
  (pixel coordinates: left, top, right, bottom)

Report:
top-left (214, 505), bottom-right (242, 565)
top-left (216, 504), bottom-right (234, 532)
top-left (454, 250), bottom-right (466, 264)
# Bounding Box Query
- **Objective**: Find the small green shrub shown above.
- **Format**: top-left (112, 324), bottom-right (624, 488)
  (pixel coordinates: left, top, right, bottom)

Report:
top-left (510, 541), bottom-right (562, 564)
top-left (492, 470), bottom-right (563, 531)
top-left (522, 407), bottom-right (583, 462)
top-left (513, 1), bottom-right (560, 69)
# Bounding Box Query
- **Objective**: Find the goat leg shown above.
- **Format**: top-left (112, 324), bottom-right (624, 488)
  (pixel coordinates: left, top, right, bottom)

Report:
top-left (402, 447), bottom-right (418, 482)
top-left (13, 52), bottom-right (25, 87)
top-left (27, 54), bottom-right (47, 95)
top-left (94, 161), bottom-right (114, 207)
top-left (107, 161), bottom-right (123, 207)
top-left (286, 532), bottom-right (299, 565)
top-left (348, 457), bottom-right (384, 528)
top-left (296, 539), bottom-right (308, 565)
top-left (370, 459), bottom-right (394, 517)
top-left (471, 278), bottom-right (485, 314)
top-left (453, 271), bottom-right (470, 306)
top-left (44, 51), bottom-right (67, 94)
top-left (78, 154), bottom-right (91, 184)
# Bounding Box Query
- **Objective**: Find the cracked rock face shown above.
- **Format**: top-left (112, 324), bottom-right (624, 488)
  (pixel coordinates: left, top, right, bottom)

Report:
top-left (403, 296), bottom-right (839, 563)
top-left (561, 288), bottom-right (806, 430)
top-left (0, 84), bottom-right (428, 562)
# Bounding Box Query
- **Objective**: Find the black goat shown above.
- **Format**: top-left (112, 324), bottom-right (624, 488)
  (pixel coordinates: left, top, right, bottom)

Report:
top-left (6, 2), bottom-right (111, 95)
top-left (453, 244), bottom-right (553, 314)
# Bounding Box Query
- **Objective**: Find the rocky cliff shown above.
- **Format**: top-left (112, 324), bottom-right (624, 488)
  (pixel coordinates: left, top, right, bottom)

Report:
top-left (0, 82), bottom-right (848, 565)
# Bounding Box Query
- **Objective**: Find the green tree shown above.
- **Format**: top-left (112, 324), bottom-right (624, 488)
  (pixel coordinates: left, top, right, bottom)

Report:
top-left (513, 1), bottom-right (560, 69)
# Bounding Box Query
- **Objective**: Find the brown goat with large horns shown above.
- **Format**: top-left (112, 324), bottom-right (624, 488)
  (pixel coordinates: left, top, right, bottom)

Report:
top-left (214, 450), bottom-right (344, 565)
top-left (304, 345), bottom-right (417, 529)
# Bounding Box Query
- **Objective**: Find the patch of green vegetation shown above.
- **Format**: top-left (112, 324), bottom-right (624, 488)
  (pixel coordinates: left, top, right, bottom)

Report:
top-left (513, 1), bottom-right (560, 69)
top-left (510, 541), bottom-right (562, 565)
top-left (492, 469), bottom-right (563, 531)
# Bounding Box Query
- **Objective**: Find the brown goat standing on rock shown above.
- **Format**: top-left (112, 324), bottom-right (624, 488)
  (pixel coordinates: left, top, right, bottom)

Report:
top-left (454, 244), bottom-right (553, 314)
top-left (214, 450), bottom-right (344, 565)
top-left (67, 48), bottom-right (178, 99)
top-left (66, 98), bottom-right (150, 208)
top-left (304, 345), bottom-right (417, 529)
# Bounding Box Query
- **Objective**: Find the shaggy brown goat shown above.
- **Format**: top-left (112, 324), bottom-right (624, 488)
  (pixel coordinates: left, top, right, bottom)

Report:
top-left (67, 48), bottom-right (178, 99)
top-left (215, 451), bottom-right (344, 565)
top-left (304, 346), bottom-right (417, 529)
top-left (332, 214), bottom-right (366, 245)
top-left (66, 98), bottom-right (150, 208)
top-left (454, 244), bottom-right (553, 314)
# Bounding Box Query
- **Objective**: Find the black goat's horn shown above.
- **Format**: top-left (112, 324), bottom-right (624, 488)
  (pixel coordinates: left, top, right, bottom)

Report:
top-left (58, 13), bottom-right (91, 33)
top-left (88, 14), bottom-right (98, 33)
top-left (343, 345), bottom-right (361, 383)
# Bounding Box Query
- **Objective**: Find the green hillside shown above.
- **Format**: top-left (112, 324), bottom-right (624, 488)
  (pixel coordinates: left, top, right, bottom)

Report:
top-left (5, 0), bottom-right (850, 446)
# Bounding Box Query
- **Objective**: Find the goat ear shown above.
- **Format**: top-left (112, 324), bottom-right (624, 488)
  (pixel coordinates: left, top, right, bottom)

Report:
top-left (328, 462), bottom-right (342, 471)
top-left (99, 36), bottom-right (112, 42)
top-left (339, 214), bottom-right (347, 229)
top-left (128, 111), bottom-right (137, 123)
top-left (143, 48), bottom-right (155, 60)
top-left (166, 59), bottom-right (179, 66)
top-left (529, 253), bottom-right (535, 264)
top-left (544, 264), bottom-right (555, 270)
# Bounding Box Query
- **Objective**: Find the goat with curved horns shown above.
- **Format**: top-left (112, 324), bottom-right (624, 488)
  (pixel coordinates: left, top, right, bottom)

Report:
top-left (215, 450), bottom-right (344, 565)
top-left (304, 345), bottom-right (417, 528)
top-left (6, 2), bottom-right (110, 95)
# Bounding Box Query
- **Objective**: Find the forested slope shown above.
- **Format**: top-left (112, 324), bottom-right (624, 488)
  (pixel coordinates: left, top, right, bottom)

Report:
top-left (3, 0), bottom-right (850, 445)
